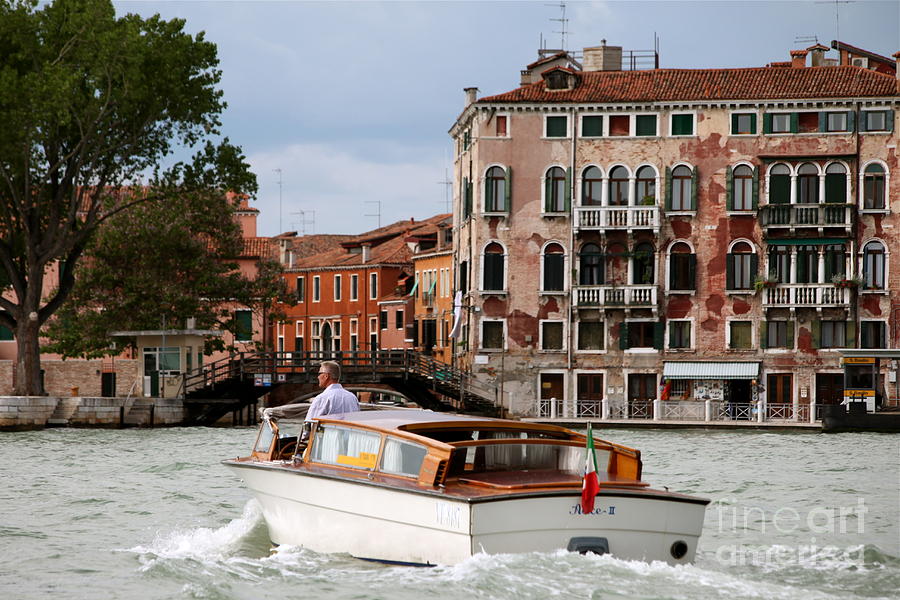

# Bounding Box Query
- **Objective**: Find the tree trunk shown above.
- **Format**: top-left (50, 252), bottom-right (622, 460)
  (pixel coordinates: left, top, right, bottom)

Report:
top-left (14, 312), bottom-right (43, 396)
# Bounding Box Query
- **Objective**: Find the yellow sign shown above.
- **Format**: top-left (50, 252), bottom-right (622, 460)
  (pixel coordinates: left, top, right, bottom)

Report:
top-left (336, 452), bottom-right (378, 469)
top-left (844, 389), bottom-right (875, 397)
top-left (843, 357), bottom-right (876, 364)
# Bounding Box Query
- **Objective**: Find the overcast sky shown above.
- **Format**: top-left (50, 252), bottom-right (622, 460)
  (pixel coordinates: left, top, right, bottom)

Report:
top-left (119, 0), bottom-right (900, 236)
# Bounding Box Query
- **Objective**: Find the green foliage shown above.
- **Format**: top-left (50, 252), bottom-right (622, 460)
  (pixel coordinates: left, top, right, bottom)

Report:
top-left (0, 0), bottom-right (256, 392)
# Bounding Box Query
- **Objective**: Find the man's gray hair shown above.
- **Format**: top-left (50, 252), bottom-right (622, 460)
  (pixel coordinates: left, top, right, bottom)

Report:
top-left (320, 360), bottom-right (341, 381)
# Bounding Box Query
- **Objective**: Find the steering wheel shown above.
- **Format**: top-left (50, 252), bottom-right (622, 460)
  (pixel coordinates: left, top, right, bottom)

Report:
top-left (276, 441), bottom-right (298, 460)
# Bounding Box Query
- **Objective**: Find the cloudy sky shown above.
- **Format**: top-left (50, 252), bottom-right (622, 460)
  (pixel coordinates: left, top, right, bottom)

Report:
top-left (119, 0), bottom-right (900, 236)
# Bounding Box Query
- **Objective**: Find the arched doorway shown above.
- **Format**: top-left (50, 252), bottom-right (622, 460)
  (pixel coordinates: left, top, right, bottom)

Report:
top-left (321, 323), bottom-right (333, 358)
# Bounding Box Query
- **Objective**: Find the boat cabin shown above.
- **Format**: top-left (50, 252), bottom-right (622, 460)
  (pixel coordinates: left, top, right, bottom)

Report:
top-left (245, 410), bottom-right (643, 490)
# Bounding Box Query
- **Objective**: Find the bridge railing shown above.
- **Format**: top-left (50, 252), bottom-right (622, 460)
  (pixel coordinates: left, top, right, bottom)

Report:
top-left (181, 349), bottom-right (502, 408)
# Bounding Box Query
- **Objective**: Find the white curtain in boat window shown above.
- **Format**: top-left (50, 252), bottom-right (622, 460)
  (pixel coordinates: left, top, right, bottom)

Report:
top-left (346, 429), bottom-right (381, 466)
top-left (381, 438), bottom-right (428, 477)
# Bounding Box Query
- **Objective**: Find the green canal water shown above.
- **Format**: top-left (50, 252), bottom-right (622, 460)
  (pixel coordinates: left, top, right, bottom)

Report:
top-left (1, 427), bottom-right (897, 599)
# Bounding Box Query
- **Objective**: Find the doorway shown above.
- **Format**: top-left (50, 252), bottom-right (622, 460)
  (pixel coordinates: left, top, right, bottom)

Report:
top-left (816, 373), bottom-right (844, 405)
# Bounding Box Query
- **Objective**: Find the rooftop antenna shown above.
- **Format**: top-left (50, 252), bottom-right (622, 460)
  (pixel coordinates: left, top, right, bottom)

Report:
top-left (816, 0), bottom-right (854, 42)
top-left (274, 168), bottom-right (283, 234)
top-left (290, 209), bottom-right (315, 235)
top-left (546, 2), bottom-right (570, 51)
top-left (437, 168), bottom-right (452, 213)
top-left (794, 35), bottom-right (819, 46)
top-left (365, 200), bottom-right (381, 229)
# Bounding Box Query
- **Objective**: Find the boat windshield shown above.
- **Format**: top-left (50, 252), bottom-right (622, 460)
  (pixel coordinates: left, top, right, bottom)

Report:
top-left (448, 442), bottom-right (608, 477)
top-left (254, 420), bottom-right (277, 453)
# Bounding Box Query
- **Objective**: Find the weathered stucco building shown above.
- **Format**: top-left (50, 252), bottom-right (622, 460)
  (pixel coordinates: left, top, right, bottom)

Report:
top-left (450, 41), bottom-right (900, 419)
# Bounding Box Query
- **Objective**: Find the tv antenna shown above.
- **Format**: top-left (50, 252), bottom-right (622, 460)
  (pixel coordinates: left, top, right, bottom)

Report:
top-left (365, 200), bottom-right (381, 229)
top-left (816, 0), bottom-right (854, 41)
top-left (794, 35), bottom-right (819, 46)
top-left (290, 209), bottom-right (315, 235)
top-left (274, 168), bottom-right (283, 234)
top-left (546, 2), bottom-right (570, 51)
top-left (437, 168), bottom-right (452, 213)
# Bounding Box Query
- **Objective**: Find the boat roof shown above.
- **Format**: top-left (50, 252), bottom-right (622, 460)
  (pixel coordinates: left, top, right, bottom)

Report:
top-left (318, 409), bottom-right (573, 435)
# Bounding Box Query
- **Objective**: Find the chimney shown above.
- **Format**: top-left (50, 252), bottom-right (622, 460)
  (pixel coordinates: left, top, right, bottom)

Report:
top-left (790, 49), bottom-right (808, 68)
top-left (464, 87), bottom-right (478, 107)
top-left (807, 44), bottom-right (829, 67)
top-left (582, 39), bottom-right (622, 72)
top-left (361, 243), bottom-right (371, 263)
top-left (894, 52), bottom-right (900, 93)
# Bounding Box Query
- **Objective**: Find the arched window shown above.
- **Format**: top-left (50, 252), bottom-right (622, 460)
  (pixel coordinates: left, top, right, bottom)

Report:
top-left (582, 166), bottom-right (603, 206)
top-left (727, 241), bottom-right (756, 290)
top-left (545, 167), bottom-right (567, 212)
top-left (482, 242), bottom-right (505, 291)
top-left (636, 166), bottom-right (656, 205)
top-left (484, 166), bottom-right (506, 213)
top-left (797, 163), bottom-right (819, 204)
top-left (668, 242), bottom-right (696, 291)
top-left (542, 243), bottom-right (565, 292)
top-left (632, 243), bottom-right (655, 285)
top-left (769, 164), bottom-right (791, 204)
top-left (824, 163), bottom-right (847, 204)
top-left (579, 243), bottom-right (604, 285)
top-left (671, 166), bottom-right (692, 211)
top-left (863, 241), bottom-right (886, 289)
top-left (733, 165), bottom-right (753, 210)
top-left (863, 164), bottom-right (886, 210)
top-left (608, 166), bottom-right (629, 206)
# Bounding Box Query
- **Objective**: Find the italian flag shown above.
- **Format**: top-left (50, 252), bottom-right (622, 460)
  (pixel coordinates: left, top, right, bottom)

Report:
top-left (581, 422), bottom-right (600, 514)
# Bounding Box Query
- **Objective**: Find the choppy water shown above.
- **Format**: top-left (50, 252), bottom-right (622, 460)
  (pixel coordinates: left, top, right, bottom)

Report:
top-left (0, 426), bottom-right (897, 600)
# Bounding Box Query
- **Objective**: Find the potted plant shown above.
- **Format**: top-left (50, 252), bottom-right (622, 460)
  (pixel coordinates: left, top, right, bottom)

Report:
top-left (753, 274), bottom-right (778, 292)
top-left (831, 274), bottom-right (864, 288)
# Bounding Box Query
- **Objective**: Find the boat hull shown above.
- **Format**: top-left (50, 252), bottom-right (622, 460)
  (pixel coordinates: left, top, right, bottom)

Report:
top-left (225, 461), bottom-right (707, 565)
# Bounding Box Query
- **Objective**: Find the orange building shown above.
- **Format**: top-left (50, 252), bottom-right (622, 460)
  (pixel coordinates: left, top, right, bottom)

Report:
top-left (409, 216), bottom-right (455, 362)
top-left (275, 215), bottom-right (450, 357)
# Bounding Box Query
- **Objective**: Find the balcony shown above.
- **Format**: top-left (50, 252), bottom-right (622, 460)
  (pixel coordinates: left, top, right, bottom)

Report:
top-left (575, 206), bottom-right (660, 233)
top-left (573, 284), bottom-right (658, 310)
top-left (758, 203), bottom-right (853, 234)
top-left (760, 283), bottom-right (852, 309)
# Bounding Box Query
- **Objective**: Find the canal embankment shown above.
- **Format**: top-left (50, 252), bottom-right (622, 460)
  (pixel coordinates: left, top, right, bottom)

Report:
top-left (0, 396), bottom-right (185, 430)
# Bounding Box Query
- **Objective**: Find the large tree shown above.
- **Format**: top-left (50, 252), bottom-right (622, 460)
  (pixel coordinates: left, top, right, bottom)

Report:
top-left (43, 189), bottom-right (288, 360)
top-left (0, 0), bottom-right (254, 394)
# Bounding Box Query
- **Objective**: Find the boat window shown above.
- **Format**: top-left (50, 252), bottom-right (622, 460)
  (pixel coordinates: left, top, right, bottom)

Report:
top-left (254, 420), bottom-right (277, 453)
top-left (450, 443), bottom-right (609, 476)
top-left (380, 437), bottom-right (428, 478)
top-left (310, 425), bottom-right (382, 470)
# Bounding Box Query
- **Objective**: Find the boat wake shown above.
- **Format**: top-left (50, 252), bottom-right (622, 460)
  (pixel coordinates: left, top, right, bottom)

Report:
top-left (122, 501), bottom-right (898, 600)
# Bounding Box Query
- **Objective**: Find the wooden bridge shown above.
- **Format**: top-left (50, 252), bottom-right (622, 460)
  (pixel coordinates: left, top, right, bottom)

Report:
top-left (179, 350), bottom-right (503, 425)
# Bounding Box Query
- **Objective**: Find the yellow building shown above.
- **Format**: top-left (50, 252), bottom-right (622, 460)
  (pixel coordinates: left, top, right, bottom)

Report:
top-left (409, 216), bottom-right (454, 363)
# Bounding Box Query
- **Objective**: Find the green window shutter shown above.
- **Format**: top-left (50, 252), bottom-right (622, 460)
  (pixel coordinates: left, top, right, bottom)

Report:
top-left (790, 112), bottom-right (799, 133)
top-left (564, 167), bottom-right (572, 211)
top-left (763, 113), bottom-right (772, 134)
top-left (235, 310), bottom-right (253, 342)
top-left (818, 112), bottom-right (827, 132)
top-left (750, 253), bottom-right (759, 281)
top-left (750, 113), bottom-right (757, 134)
top-left (726, 166), bottom-right (734, 211)
top-left (726, 254), bottom-right (735, 289)
top-left (752, 165), bottom-right (760, 209)
top-left (664, 167), bottom-right (673, 210)
top-left (504, 166), bottom-right (512, 212)
top-left (635, 115), bottom-right (656, 136)
top-left (760, 321), bottom-right (768, 349)
top-left (0, 325), bottom-right (13, 341)
top-left (846, 320), bottom-right (856, 348)
top-left (859, 112), bottom-right (868, 132)
top-left (688, 254), bottom-right (697, 290)
top-left (619, 322), bottom-right (630, 350)
top-left (731, 114), bottom-right (739, 135)
top-left (786, 321), bottom-right (795, 348)
top-left (887, 110), bottom-right (895, 132)
top-left (544, 173), bottom-right (552, 212)
top-left (467, 180), bottom-right (473, 216)
top-left (690, 167), bottom-right (698, 211)
top-left (484, 173), bottom-right (493, 212)
top-left (811, 319), bottom-right (821, 350)
top-left (847, 111), bottom-right (855, 132)
top-left (653, 322), bottom-right (665, 350)
top-left (462, 177), bottom-right (470, 217)
top-left (582, 115), bottom-right (603, 136)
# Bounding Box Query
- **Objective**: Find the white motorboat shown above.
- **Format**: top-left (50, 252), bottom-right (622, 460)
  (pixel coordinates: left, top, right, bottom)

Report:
top-left (224, 409), bottom-right (708, 565)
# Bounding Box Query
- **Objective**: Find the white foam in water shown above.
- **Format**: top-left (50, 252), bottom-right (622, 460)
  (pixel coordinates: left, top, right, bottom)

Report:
top-left (129, 500), bottom-right (263, 568)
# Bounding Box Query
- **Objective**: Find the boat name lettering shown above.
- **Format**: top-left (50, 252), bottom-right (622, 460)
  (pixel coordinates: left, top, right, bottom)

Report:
top-left (435, 501), bottom-right (462, 529)
top-left (569, 505), bottom-right (616, 516)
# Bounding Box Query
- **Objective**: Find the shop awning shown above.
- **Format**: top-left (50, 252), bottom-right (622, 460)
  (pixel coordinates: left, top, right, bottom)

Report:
top-left (663, 361), bottom-right (760, 380)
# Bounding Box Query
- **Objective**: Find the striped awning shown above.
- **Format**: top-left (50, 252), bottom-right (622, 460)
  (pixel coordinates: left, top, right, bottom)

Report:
top-left (663, 362), bottom-right (760, 380)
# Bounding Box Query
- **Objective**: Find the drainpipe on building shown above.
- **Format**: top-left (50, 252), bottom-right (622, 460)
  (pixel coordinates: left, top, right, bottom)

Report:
top-left (568, 106), bottom-right (577, 414)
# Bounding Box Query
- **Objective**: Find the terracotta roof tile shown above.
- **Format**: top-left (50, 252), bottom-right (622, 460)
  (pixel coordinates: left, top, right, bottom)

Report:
top-left (479, 66), bottom-right (898, 104)
top-left (241, 237), bottom-right (276, 259)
